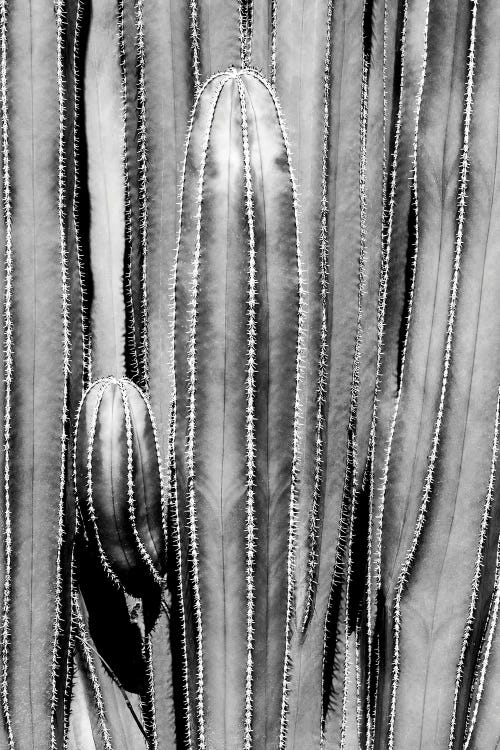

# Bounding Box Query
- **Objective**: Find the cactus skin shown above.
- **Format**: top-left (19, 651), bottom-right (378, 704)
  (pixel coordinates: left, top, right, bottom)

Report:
top-left (74, 376), bottom-right (166, 599)
top-left (170, 68), bottom-right (304, 750)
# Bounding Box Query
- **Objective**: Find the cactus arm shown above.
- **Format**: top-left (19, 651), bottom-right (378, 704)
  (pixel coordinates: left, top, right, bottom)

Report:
top-left (84, 0), bottom-right (126, 378)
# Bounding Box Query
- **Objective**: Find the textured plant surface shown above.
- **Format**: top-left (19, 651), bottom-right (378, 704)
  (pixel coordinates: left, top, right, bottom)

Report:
top-left (0, 1), bottom-right (499, 749)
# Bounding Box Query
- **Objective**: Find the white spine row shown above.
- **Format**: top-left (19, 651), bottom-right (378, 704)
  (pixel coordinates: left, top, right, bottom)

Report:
top-left (73, 0), bottom-right (92, 387)
top-left (302, 0), bottom-right (334, 634)
top-left (388, 2), bottom-right (478, 747)
top-left (52, 1), bottom-right (72, 747)
top-left (73, 590), bottom-right (114, 750)
top-left (237, 77), bottom-right (257, 750)
top-left (118, 380), bottom-right (164, 586)
top-left (135, 0), bottom-right (149, 390)
top-left (117, 0), bottom-right (140, 383)
top-left (0, 0), bottom-right (13, 744)
top-left (450, 387), bottom-right (500, 748)
top-left (189, 0), bottom-right (201, 93)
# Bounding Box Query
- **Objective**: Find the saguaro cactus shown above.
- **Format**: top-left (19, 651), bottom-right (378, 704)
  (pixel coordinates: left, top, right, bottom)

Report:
top-left (170, 67), bottom-right (304, 750)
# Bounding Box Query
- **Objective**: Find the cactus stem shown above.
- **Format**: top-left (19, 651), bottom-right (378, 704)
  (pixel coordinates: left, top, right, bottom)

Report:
top-left (135, 0), bottom-right (150, 393)
top-left (74, 0), bottom-right (92, 388)
top-left (117, 0), bottom-right (140, 384)
top-left (449, 386), bottom-right (500, 748)
top-left (118, 380), bottom-right (164, 586)
top-left (51, 1), bottom-right (72, 746)
top-left (237, 77), bottom-right (257, 750)
top-left (301, 0), bottom-right (334, 636)
top-left (189, 0), bottom-right (201, 94)
top-left (73, 589), bottom-right (114, 750)
top-left (270, 0), bottom-right (277, 88)
top-left (388, 2), bottom-right (478, 746)
top-left (0, 0), bottom-right (13, 743)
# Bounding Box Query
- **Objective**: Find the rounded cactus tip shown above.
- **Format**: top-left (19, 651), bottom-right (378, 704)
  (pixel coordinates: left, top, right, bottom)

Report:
top-left (73, 375), bottom-right (167, 599)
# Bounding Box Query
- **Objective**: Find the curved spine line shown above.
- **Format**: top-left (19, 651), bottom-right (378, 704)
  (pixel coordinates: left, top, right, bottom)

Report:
top-left (185, 78), bottom-right (228, 749)
top-left (189, 0), bottom-right (201, 94)
top-left (388, 3), bottom-right (478, 746)
top-left (270, 0), bottom-right (277, 88)
top-left (373, 0), bottom-right (410, 597)
top-left (0, 0), bottom-right (13, 743)
top-left (62, 542), bottom-right (77, 750)
top-left (135, 0), bottom-right (149, 390)
top-left (73, 0), bottom-right (92, 387)
top-left (463, 547), bottom-right (500, 748)
top-left (141, 635), bottom-right (158, 750)
top-left (133, 380), bottom-right (169, 555)
top-left (75, 379), bottom-right (122, 588)
top-left (365, 2), bottom-right (390, 742)
top-left (166, 72), bottom-right (229, 750)
top-left (301, 0), bottom-right (334, 634)
top-left (251, 72), bottom-right (305, 750)
top-left (51, 2), bottom-right (72, 745)
top-left (118, 380), bottom-right (164, 585)
top-left (117, 0), bottom-right (140, 383)
top-left (73, 590), bottom-right (113, 750)
top-left (449, 387), bottom-right (500, 748)
top-left (237, 77), bottom-right (257, 750)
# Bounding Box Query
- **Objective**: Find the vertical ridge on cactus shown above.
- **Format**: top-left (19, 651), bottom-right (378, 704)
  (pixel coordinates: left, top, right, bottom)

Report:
top-left (235, 76), bottom-right (257, 750)
top-left (52, 1), bottom-right (72, 746)
top-left (0, 0), bottom-right (13, 743)
top-left (117, 0), bottom-right (140, 386)
top-left (134, 0), bottom-right (150, 394)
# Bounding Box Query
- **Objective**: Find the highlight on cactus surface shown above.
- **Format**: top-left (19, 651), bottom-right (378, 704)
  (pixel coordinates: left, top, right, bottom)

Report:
top-left (1, 1), bottom-right (500, 749)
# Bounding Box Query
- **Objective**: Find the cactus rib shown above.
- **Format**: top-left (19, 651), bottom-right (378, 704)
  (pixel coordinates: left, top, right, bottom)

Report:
top-left (117, 0), bottom-right (140, 384)
top-left (0, 0), bottom-right (13, 743)
top-left (189, 0), bottom-right (201, 94)
top-left (135, 0), bottom-right (150, 392)
top-left (301, 0), bottom-right (334, 635)
top-left (73, 0), bottom-right (92, 388)
top-left (51, 1), bottom-right (72, 746)
top-left (236, 76), bottom-right (257, 750)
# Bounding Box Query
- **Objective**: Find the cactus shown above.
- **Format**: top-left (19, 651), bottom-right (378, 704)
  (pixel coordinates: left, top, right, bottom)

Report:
top-left (2, 1), bottom-right (500, 749)
top-left (170, 67), bottom-right (304, 749)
